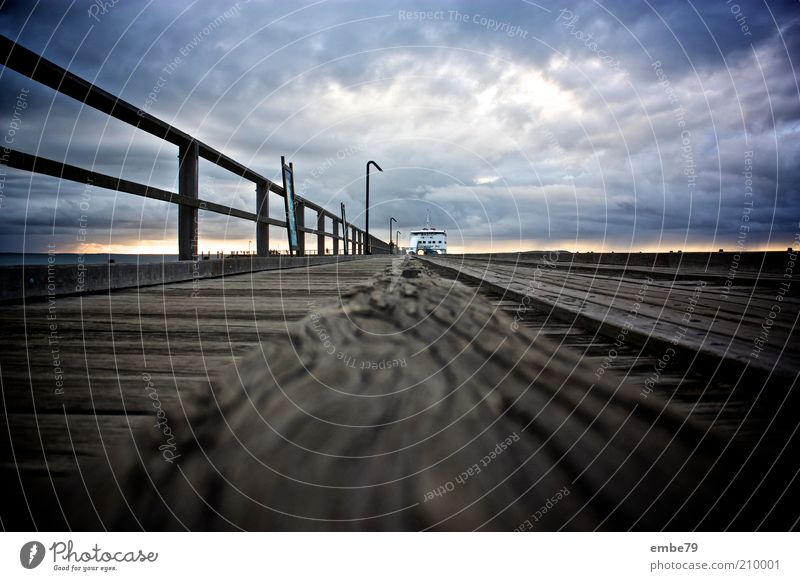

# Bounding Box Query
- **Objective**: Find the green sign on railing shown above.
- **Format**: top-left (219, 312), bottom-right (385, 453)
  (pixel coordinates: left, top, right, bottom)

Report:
top-left (341, 202), bottom-right (348, 255)
top-left (281, 156), bottom-right (299, 254)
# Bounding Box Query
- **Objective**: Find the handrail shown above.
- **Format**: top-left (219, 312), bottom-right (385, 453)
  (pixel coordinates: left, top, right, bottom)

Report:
top-left (3, 149), bottom-right (286, 227)
top-left (0, 34), bottom-right (390, 258)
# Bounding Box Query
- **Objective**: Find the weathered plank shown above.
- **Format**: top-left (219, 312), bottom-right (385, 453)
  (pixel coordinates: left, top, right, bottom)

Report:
top-left (0, 257), bottom-right (391, 529)
top-left (424, 256), bottom-right (799, 377)
top-left (49, 259), bottom-right (758, 531)
top-left (3, 255), bottom-right (797, 531)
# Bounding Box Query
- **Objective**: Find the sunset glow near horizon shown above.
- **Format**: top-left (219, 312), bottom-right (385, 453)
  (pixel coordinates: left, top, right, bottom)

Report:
top-left (1, 1), bottom-right (798, 256)
top-left (65, 239), bottom-right (793, 256)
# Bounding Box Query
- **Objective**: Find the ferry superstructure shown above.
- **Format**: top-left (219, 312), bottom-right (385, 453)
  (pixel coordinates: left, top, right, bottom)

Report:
top-left (407, 211), bottom-right (447, 254)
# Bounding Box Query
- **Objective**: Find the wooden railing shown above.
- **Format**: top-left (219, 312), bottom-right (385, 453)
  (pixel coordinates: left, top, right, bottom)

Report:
top-left (0, 35), bottom-right (390, 259)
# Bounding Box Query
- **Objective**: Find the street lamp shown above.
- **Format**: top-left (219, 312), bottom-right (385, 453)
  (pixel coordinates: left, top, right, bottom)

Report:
top-left (389, 217), bottom-right (397, 254)
top-left (365, 160), bottom-right (383, 254)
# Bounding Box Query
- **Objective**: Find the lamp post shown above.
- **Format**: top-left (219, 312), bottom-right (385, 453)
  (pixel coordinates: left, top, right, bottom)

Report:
top-left (365, 160), bottom-right (383, 254)
top-left (396, 230), bottom-right (401, 254)
top-left (389, 217), bottom-right (397, 254)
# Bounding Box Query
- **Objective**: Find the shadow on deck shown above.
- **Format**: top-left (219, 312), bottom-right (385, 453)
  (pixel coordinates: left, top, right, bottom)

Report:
top-left (1, 255), bottom-right (797, 530)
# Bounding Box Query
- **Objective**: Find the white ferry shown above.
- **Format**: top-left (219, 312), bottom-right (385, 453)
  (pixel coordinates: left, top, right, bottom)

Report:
top-left (408, 211), bottom-right (447, 255)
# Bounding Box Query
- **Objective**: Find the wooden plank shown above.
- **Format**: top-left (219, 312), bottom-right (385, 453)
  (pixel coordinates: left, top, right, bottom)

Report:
top-left (3, 255), bottom-right (797, 530)
top-left (425, 257), bottom-right (799, 377)
top-left (39, 259), bottom-right (765, 531)
top-left (0, 35), bottom-right (370, 231)
top-left (3, 149), bottom-right (288, 229)
top-left (178, 141), bottom-right (200, 261)
top-left (0, 258), bottom-right (391, 528)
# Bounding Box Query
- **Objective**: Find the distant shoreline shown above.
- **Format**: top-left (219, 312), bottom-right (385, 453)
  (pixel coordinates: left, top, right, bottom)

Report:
top-left (1, 247), bottom-right (793, 267)
top-left (0, 253), bottom-right (179, 266)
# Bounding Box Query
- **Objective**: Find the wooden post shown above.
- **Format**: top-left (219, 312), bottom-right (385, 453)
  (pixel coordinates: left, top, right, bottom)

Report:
top-left (178, 141), bottom-right (199, 261)
top-left (317, 211), bottom-right (325, 256)
top-left (296, 201), bottom-right (305, 256)
top-left (351, 226), bottom-right (357, 255)
top-left (332, 219), bottom-right (339, 255)
top-left (256, 182), bottom-right (269, 257)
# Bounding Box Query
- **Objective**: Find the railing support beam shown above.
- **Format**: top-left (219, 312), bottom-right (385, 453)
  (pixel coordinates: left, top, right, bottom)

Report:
top-left (317, 211), bottom-right (325, 256)
top-left (256, 182), bottom-right (269, 257)
top-left (0, 36), bottom-right (393, 257)
top-left (333, 220), bottom-right (339, 255)
top-left (296, 202), bottom-right (305, 256)
top-left (178, 141), bottom-right (199, 261)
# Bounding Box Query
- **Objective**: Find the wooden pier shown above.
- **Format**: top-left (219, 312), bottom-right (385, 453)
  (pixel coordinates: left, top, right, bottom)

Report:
top-left (0, 257), bottom-right (387, 523)
top-left (1, 251), bottom-right (797, 531)
top-left (1, 35), bottom-right (798, 532)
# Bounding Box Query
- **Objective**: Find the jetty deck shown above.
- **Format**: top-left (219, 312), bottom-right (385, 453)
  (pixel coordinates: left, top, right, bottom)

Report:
top-left (0, 256), bottom-right (387, 526)
top-left (423, 253), bottom-right (799, 443)
top-left (2, 251), bottom-right (797, 531)
top-left (2, 29), bottom-right (797, 535)
top-left (424, 252), bottom-right (798, 375)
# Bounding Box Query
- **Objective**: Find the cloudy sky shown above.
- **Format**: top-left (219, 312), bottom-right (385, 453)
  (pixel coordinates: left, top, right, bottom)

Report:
top-left (1, 0), bottom-right (798, 254)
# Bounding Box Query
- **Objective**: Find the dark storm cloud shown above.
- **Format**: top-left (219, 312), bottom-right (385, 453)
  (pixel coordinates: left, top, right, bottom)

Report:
top-left (0, 0), bottom-right (798, 253)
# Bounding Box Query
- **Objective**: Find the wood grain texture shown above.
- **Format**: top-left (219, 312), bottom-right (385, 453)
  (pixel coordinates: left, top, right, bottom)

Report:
top-left (59, 259), bottom-right (745, 531)
top-left (424, 256), bottom-right (800, 377)
top-left (3, 255), bottom-right (794, 530)
top-left (0, 258), bottom-right (389, 529)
